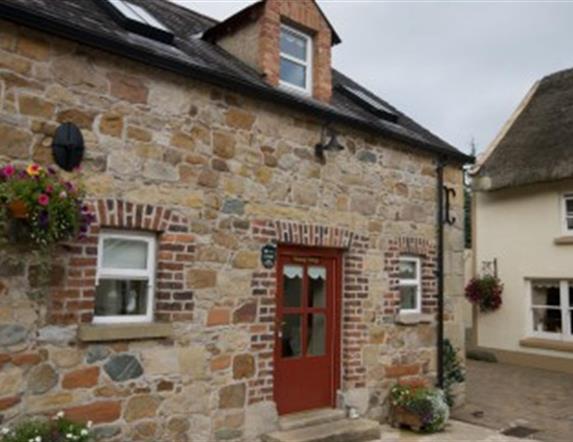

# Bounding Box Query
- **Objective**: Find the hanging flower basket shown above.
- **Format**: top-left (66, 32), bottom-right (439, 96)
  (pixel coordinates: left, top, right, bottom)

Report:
top-left (465, 275), bottom-right (503, 313)
top-left (388, 384), bottom-right (449, 433)
top-left (0, 163), bottom-right (94, 249)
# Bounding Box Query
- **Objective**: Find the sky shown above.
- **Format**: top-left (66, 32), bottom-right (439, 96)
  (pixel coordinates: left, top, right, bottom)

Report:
top-left (172, 0), bottom-right (573, 154)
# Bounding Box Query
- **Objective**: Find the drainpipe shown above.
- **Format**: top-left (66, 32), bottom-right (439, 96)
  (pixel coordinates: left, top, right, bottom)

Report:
top-left (436, 156), bottom-right (447, 390)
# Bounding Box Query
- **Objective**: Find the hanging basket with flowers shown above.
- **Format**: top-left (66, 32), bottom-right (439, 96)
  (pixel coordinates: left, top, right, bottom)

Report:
top-left (0, 163), bottom-right (94, 250)
top-left (465, 274), bottom-right (503, 313)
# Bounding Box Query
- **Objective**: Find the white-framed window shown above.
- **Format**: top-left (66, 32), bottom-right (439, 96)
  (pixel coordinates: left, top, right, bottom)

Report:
top-left (527, 279), bottom-right (573, 341)
top-left (94, 230), bottom-right (156, 324)
top-left (398, 256), bottom-right (422, 314)
top-left (562, 194), bottom-right (573, 233)
top-left (279, 24), bottom-right (312, 94)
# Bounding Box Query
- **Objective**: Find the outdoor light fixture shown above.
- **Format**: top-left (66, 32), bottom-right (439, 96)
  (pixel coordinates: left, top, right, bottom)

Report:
top-left (52, 122), bottom-right (85, 171)
top-left (315, 125), bottom-right (344, 161)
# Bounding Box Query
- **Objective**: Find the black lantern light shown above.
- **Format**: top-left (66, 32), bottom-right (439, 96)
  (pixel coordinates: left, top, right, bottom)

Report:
top-left (315, 125), bottom-right (344, 161)
top-left (52, 122), bottom-right (85, 171)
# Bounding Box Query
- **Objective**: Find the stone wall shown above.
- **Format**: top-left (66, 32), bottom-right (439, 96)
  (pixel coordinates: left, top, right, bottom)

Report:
top-left (0, 19), bottom-right (465, 442)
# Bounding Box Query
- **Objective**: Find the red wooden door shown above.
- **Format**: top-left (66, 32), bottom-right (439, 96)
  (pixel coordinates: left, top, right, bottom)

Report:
top-left (274, 247), bottom-right (341, 415)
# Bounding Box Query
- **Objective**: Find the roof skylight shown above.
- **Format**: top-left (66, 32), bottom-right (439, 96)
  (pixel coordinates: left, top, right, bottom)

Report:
top-left (339, 85), bottom-right (399, 123)
top-left (101, 0), bottom-right (174, 44)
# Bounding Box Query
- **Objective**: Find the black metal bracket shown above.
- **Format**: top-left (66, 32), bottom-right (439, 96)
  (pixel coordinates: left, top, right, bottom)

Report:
top-left (443, 186), bottom-right (456, 225)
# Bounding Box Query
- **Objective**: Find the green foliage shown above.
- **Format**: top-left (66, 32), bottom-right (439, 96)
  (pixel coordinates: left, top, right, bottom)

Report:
top-left (0, 414), bottom-right (92, 442)
top-left (390, 384), bottom-right (449, 433)
top-left (443, 338), bottom-right (465, 407)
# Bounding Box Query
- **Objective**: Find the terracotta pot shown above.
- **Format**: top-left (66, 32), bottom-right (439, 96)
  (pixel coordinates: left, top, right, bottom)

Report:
top-left (8, 200), bottom-right (28, 219)
top-left (390, 406), bottom-right (424, 432)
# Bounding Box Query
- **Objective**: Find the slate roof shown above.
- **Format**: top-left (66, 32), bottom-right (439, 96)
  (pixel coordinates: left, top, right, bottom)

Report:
top-left (475, 67), bottom-right (573, 190)
top-left (0, 0), bottom-right (469, 162)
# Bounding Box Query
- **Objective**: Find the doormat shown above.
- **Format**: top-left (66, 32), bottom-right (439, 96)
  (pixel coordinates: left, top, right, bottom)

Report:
top-left (501, 426), bottom-right (539, 439)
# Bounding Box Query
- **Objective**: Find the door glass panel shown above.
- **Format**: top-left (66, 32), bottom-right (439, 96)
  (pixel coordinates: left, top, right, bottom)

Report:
top-left (307, 314), bottom-right (326, 356)
top-left (281, 314), bottom-right (302, 358)
top-left (400, 285), bottom-right (418, 310)
top-left (308, 266), bottom-right (326, 308)
top-left (283, 265), bottom-right (303, 307)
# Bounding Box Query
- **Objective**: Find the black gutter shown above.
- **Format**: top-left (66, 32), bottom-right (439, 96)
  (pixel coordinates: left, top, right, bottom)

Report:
top-left (0, 2), bottom-right (472, 164)
top-left (436, 156), bottom-right (446, 390)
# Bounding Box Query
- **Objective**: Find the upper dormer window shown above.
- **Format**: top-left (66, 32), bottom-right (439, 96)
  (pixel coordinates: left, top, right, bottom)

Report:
top-left (279, 25), bottom-right (312, 94)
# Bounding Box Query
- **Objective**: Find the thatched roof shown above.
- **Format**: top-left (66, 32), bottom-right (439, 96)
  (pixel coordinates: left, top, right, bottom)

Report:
top-left (474, 67), bottom-right (573, 191)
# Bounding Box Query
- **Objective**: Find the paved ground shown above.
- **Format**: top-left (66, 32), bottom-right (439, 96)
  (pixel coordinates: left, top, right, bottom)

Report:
top-left (379, 420), bottom-right (532, 441)
top-left (453, 359), bottom-right (573, 441)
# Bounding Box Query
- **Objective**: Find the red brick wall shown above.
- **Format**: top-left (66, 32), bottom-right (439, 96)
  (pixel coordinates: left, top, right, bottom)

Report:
top-left (259, 0), bottom-right (333, 102)
top-left (49, 199), bottom-right (195, 324)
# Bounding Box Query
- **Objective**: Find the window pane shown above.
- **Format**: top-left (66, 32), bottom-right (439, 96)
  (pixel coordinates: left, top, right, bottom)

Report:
top-left (280, 58), bottom-right (306, 89)
top-left (308, 266), bottom-right (326, 308)
top-left (283, 265), bottom-right (303, 307)
top-left (532, 307), bottom-right (562, 333)
top-left (531, 281), bottom-right (560, 306)
top-left (400, 285), bottom-right (418, 310)
top-left (281, 314), bottom-right (302, 358)
top-left (569, 284), bottom-right (573, 307)
top-left (307, 314), bottom-right (326, 356)
top-left (280, 29), bottom-right (307, 60)
top-left (566, 198), bottom-right (573, 215)
top-left (399, 259), bottom-right (417, 279)
top-left (102, 237), bottom-right (148, 270)
top-left (95, 279), bottom-right (148, 316)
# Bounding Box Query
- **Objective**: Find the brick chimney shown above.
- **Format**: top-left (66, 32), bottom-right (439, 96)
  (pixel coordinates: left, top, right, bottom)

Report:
top-left (204, 0), bottom-right (340, 103)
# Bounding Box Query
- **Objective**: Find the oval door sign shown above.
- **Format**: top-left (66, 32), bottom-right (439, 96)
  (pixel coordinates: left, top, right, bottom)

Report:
top-left (261, 243), bottom-right (277, 269)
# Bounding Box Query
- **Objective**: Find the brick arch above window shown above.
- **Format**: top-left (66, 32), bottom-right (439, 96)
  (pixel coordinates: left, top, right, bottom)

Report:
top-left (49, 199), bottom-right (195, 325)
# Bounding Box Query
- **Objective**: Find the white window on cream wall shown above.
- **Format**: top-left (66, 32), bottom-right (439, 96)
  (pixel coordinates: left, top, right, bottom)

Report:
top-left (398, 256), bottom-right (422, 314)
top-left (527, 279), bottom-right (573, 341)
top-left (94, 230), bottom-right (156, 324)
top-left (279, 24), bottom-right (312, 94)
top-left (562, 193), bottom-right (573, 233)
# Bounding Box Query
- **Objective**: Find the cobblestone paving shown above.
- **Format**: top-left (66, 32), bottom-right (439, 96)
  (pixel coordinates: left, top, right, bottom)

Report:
top-left (453, 360), bottom-right (573, 441)
top-left (379, 420), bottom-right (531, 441)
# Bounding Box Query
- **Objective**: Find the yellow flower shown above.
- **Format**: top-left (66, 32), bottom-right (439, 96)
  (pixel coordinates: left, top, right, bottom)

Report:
top-left (26, 163), bottom-right (42, 176)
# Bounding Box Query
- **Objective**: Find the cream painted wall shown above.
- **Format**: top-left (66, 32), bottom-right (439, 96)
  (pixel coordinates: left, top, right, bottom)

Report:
top-left (475, 179), bottom-right (573, 360)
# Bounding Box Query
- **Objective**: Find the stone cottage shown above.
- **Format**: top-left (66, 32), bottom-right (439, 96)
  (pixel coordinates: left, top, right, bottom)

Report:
top-left (0, 0), bottom-right (469, 441)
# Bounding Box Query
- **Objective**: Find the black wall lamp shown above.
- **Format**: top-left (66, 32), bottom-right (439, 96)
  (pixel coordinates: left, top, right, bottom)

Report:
top-left (315, 125), bottom-right (344, 161)
top-left (52, 122), bottom-right (85, 171)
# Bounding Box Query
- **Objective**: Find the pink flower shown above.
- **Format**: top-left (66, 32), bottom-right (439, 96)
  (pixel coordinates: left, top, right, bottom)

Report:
top-left (2, 165), bottom-right (15, 177)
top-left (38, 193), bottom-right (50, 206)
top-left (45, 185), bottom-right (54, 194)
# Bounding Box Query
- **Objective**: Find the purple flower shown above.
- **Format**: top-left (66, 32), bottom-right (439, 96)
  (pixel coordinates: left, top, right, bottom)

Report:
top-left (38, 211), bottom-right (49, 228)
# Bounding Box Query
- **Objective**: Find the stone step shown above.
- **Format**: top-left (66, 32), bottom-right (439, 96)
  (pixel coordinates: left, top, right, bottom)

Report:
top-left (279, 408), bottom-right (346, 431)
top-left (263, 418), bottom-right (380, 442)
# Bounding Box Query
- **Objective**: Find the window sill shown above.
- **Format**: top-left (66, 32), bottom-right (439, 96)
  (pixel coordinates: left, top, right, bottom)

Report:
top-left (78, 322), bottom-right (173, 342)
top-left (519, 337), bottom-right (573, 353)
top-left (395, 313), bottom-right (433, 326)
top-left (553, 236), bottom-right (573, 245)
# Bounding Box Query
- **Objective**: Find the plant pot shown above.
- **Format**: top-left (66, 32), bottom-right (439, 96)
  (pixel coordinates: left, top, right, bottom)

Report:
top-left (9, 200), bottom-right (28, 219)
top-left (390, 406), bottom-right (424, 432)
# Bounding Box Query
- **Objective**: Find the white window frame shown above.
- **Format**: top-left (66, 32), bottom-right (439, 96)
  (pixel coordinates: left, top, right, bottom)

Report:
top-left (94, 230), bottom-right (156, 324)
top-left (526, 279), bottom-right (573, 341)
top-left (279, 24), bottom-right (313, 95)
top-left (561, 193), bottom-right (573, 234)
top-left (398, 256), bottom-right (422, 314)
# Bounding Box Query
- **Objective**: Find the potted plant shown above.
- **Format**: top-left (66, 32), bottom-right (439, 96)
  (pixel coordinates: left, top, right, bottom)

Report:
top-left (0, 411), bottom-right (93, 441)
top-left (0, 163), bottom-right (94, 283)
top-left (465, 274), bottom-right (503, 313)
top-left (388, 383), bottom-right (450, 433)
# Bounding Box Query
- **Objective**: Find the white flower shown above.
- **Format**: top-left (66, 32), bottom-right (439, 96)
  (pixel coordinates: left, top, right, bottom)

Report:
top-left (66, 434), bottom-right (73, 439)
top-left (80, 429), bottom-right (88, 436)
top-left (35, 437), bottom-right (42, 442)
top-left (56, 411), bottom-right (65, 419)
top-left (1, 428), bottom-right (10, 435)
top-left (86, 421), bottom-right (93, 429)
